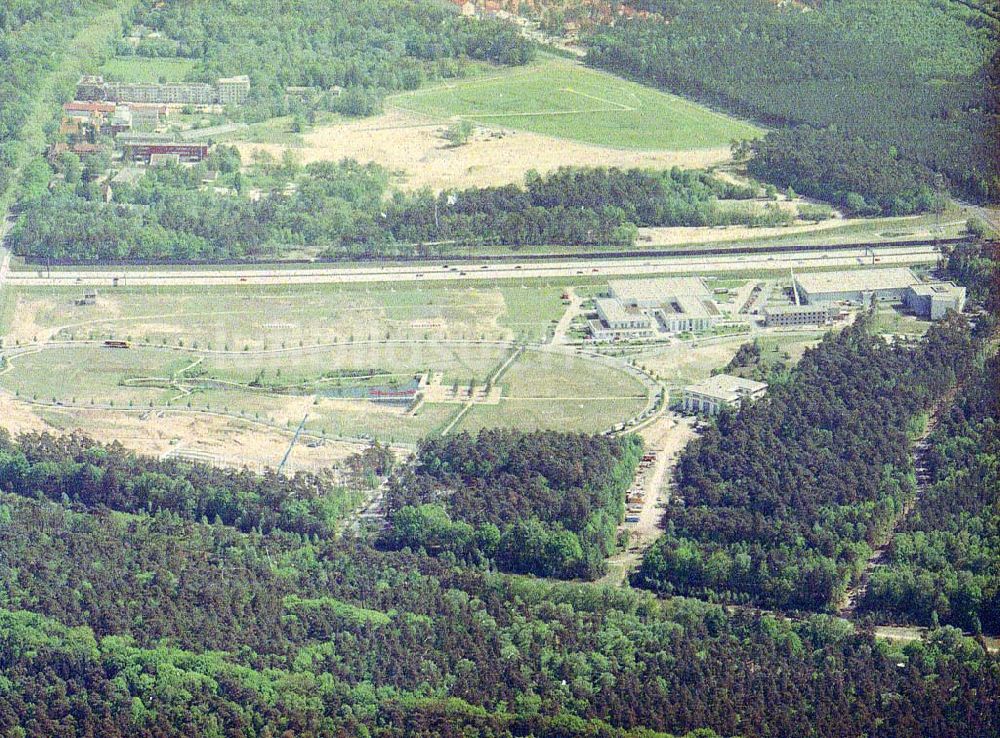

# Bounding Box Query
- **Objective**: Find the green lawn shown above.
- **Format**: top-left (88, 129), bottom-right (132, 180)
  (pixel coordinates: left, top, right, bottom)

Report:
top-left (1, 342), bottom-right (645, 444)
top-left (391, 57), bottom-right (762, 150)
top-left (100, 55), bottom-right (197, 83)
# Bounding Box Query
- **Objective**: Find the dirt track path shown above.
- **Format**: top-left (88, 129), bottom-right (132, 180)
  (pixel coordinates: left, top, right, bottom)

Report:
top-left (601, 413), bottom-right (697, 585)
top-left (838, 384), bottom-right (960, 617)
top-left (550, 288), bottom-right (580, 345)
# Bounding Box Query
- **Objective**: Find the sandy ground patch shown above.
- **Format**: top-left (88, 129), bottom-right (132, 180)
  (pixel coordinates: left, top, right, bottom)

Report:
top-left (600, 412), bottom-right (698, 585)
top-left (235, 108), bottom-right (731, 192)
top-left (641, 340), bottom-right (746, 387)
top-left (7, 296), bottom-right (60, 344)
top-left (0, 398), bottom-right (366, 474)
top-left (0, 396), bottom-right (49, 435)
top-left (638, 217), bottom-right (855, 246)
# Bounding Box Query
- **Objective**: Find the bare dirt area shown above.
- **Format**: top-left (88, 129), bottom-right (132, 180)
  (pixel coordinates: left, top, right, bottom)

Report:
top-left (235, 108), bottom-right (731, 192)
top-left (0, 398), bottom-right (365, 474)
top-left (601, 412), bottom-right (697, 585)
top-left (638, 217), bottom-right (851, 246)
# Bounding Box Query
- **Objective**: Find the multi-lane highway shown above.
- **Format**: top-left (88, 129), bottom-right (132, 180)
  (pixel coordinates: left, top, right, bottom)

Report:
top-left (5, 243), bottom-right (939, 288)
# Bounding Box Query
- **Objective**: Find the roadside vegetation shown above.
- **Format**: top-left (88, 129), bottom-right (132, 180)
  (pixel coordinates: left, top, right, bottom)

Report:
top-left (9, 158), bottom-right (800, 261)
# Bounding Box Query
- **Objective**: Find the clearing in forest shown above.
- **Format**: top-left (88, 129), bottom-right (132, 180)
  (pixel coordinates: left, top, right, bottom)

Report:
top-left (392, 57), bottom-right (763, 150)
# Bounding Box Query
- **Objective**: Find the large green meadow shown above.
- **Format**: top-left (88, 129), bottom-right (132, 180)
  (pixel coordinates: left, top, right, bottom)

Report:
top-left (1, 281), bottom-right (647, 443)
top-left (392, 57), bottom-right (762, 150)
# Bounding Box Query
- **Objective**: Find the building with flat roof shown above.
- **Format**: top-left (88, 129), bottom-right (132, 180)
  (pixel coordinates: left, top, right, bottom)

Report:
top-left (905, 282), bottom-right (966, 320)
top-left (590, 297), bottom-right (655, 341)
top-left (794, 268), bottom-right (918, 305)
top-left (763, 304), bottom-right (832, 328)
top-left (609, 277), bottom-right (711, 308)
top-left (590, 277), bottom-right (720, 339)
top-left (682, 374), bottom-right (768, 415)
top-left (217, 75), bottom-right (251, 105)
top-left (76, 75), bottom-right (250, 106)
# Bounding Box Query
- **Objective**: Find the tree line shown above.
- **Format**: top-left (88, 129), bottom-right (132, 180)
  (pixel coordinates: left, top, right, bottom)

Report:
top-left (0, 488), bottom-right (995, 737)
top-left (587, 0), bottom-right (998, 208)
top-left (635, 312), bottom-right (979, 611)
top-left (859, 353), bottom-right (999, 633)
top-left (383, 429), bottom-right (643, 579)
top-left (9, 160), bottom-right (795, 262)
top-left (0, 430), bottom-right (362, 537)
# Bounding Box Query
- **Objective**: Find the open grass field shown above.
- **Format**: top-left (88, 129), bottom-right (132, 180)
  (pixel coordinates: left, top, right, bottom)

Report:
top-left (870, 305), bottom-right (933, 337)
top-left (391, 57), bottom-right (763, 150)
top-left (636, 330), bottom-right (829, 389)
top-left (0, 341), bottom-right (647, 444)
top-left (99, 55), bottom-right (197, 83)
top-left (5, 282), bottom-right (564, 348)
top-left (1, 282), bottom-right (651, 445)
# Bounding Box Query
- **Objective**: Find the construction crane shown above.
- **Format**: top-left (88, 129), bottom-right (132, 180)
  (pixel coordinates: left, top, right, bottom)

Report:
top-left (277, 414), bottom-right (308, 475)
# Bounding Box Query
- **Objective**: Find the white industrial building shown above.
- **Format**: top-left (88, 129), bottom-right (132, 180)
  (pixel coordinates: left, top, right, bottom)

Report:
top-left (682, 374), bottom-right (768, 415)
top-left (793, 268), bottom-right (966, 321)
top-left (589, 278), bottom-right (720, 341)
top-left (589, 298), bottom-right (655, 341)
top-left (904, 282), bottom-right (966, 320)
top-left (794, 268), bottom-right (919, 306)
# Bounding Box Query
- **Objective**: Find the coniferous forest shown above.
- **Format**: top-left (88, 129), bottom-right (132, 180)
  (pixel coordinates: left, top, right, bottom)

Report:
top-left (0, 453), bottom-right (997, 737)
top-left (634, 313), bottom-right (979, 611)
top-left (588, 0), bottom-right (998, 207)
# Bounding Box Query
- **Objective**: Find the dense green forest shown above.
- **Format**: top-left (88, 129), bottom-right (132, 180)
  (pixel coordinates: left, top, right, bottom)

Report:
top-left (943, 239), bottom-right (1000, 315)
top-left (384, 430), bottom-right (642, 579)
top-left (9, 160), bottom-right (789, 261)
top-left (0, 481), bottom-right (996, 737)
top-left (0, 430), bottom-right (365, 537)
top-left (0, 0), bottom-right (118, 202)
top-left (635, 313), bottom-right (978, 611)
top-left (588, 0), bottom-right (999, 208)
top-left (119, 0), bottom-right (534, 120)
top-left (860, 353), bottom-right (999, 633)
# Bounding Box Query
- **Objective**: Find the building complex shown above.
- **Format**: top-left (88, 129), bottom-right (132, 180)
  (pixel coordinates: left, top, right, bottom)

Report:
top-left (76, 75), bottom-right (250, 106)
top-left (681, 374), bottom-right (768, 415)
top-left (589, 277), bottom-right (721, 341)
top-left (793, 268), bottom-right (965, 319)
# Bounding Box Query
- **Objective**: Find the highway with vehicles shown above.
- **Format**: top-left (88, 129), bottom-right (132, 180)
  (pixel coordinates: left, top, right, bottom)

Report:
top-left (5, 242), bottom-right (940, 288)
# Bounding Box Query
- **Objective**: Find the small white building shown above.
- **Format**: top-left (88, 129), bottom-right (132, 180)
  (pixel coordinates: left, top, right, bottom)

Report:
top-left (682, 374), bottom-right (768, 415)
top-left (905, 282), bottom-right (966, 320)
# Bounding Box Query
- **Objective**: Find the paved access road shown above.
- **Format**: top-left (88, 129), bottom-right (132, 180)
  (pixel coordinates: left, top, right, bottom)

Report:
top-left (7, 243), bottom-right (938, 288)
